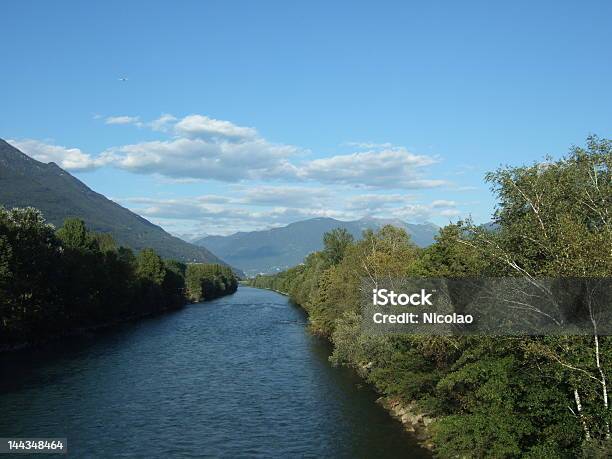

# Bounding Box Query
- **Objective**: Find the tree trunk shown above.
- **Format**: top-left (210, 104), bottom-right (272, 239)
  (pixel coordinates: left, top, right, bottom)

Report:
top-left (574, 388), bottom-right (591, 441)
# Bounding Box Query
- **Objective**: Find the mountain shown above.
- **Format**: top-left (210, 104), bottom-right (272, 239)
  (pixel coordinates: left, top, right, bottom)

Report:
top-left (173, 232), bottom-right (209, 243)
top-left (0, 138), bottom-right (240, 272)
top-left (195, 217), bottom-right (440, 276)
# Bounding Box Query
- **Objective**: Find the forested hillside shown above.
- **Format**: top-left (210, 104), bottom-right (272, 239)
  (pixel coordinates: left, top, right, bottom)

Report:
top-left (0, 208), bottom-right (237, 348)
top-left (250, 136), bottom-right (612, 457)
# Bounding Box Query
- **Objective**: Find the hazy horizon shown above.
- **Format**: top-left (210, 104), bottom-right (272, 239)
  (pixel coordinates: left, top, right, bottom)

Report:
top-left (172, 215), bottom-right (442, 240)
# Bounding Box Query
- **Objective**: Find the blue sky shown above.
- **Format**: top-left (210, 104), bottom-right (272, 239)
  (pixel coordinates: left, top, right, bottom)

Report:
top-left (2, 0), bottom-right (611, 237)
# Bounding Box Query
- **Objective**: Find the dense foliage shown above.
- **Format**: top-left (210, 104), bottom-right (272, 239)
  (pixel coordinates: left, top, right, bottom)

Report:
top-left (250, 136), bottom-right (612, 457)
top-left (185, 263), bottom-right (238, 302)
top-left (0, 210), bottom-right (237, 346)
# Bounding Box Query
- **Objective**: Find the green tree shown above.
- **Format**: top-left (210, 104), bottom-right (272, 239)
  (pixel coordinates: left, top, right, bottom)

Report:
top-left (0, 235), bottom-right (11, 290)
top-left (56, 218), bottom-right (97, 250)
top-left (0, 234), bottom-right (13, 330)
top-left (0, 207), bottom-right (219, 345)
top-left (416, 222), bottom-right (487, 277)
top-left (136, 248), bottom-right (166, 285)
top-left (470, 137), bottom-right (612, 442)
top-left (186, 263), bottom-right (237, 302)
top-left (0, 207), bottom-right (60, 337)
top-left (322, 228), bottom-right (354, 266)
top-left (92, 233), bottom-right (117, 253)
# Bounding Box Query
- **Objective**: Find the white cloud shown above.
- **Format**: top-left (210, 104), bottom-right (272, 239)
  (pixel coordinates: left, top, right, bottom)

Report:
top-left (344, 141), bottom-right (394, 150)
top-left (38, 113), bottom-right (447, 190)
top-left (150, 114), bottom-right (177, 132)
top-left (13, 113), bottom-right (448, 192)
top-left (99, 115), bottom-right (297, 182)
top-left (101, 137), bottom-right (299, 181)
top-left (115, 195), bottom-right (353, 235)
top-left (389, 202), bottom-right (460, 221)
top-left (118, 195), bottom-right (234, 206)
top-left (174, 114), bottom-right (257, 139)
top-left (102, 114), bottom-right (175, 131)
top-left (105, 115), bottom-right (140, 125)
top-left (101, 138), bottom-right (445, 189)
top-left (114, 187), bottom-right (463, 236)
top-left (240, 186), bottom-right (332, 207)
top-left (8, 112), bottom-right (472, 234)
top-left (450, 185), bottom-right (479, 192)
top-left (7, 139), bottom-right (107, 171)
top-left (346, 194), bottom-right (411, 210)
top-left (298, 148), bottom-right (445, 189)
top-left (431, 199), bottom-right (457, 208)
top-left (438, 208), bottom-right (461, 217)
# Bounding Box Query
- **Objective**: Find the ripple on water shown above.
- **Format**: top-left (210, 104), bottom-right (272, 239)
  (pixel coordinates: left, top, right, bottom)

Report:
top-left (0, 286), bottom-right (430, 458)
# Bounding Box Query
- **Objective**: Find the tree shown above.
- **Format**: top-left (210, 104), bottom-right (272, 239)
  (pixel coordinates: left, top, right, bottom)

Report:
top-left (0, 206), bottom-right (231, 346)
top-left (322, 228), bottom-right (354, 266)
top-left (185, 263), bottom-right (237, 302)
top-left (0, 235), bottom-right (11, 290)
top-left (0, 235), bottom-right (13, 330)
top-left (136, 248), bottom-right (166, 285)
top-left (463, 136), bottom-right (612, 443)
top-left (56, 218), bottom-right (96, 251)
top-left (92, 233), bottom-right (117, 253)
top-left (416, 223), bottom-right (487, 277)
top-left (0, 207), bottom-right (60, 336)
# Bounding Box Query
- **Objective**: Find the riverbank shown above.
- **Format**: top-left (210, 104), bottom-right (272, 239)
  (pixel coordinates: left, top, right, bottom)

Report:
top-left (0, 304), bottom-right (183, 354)
top-left (378, 397), bottom-right (434, 448)
top-left (354, 360), bottom-right (435, 448)
top-left (254, 286), bottom-right (289, 296)
top-left (0, 289), bottom-right (239, 354)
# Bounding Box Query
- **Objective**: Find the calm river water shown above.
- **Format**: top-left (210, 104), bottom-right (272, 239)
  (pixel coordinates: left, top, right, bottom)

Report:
top-left (0, 286), bottom-right (430, 458)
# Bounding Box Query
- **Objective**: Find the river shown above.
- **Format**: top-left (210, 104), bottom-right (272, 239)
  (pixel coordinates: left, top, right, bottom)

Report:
top-left (0, 286), bottom-right (430, 458)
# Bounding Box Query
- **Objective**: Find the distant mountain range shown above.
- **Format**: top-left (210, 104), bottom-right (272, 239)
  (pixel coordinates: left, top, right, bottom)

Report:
top-left (0, 138), bottom-right (239, 272)
top-left (195, 217), bottom-right (440, 276)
